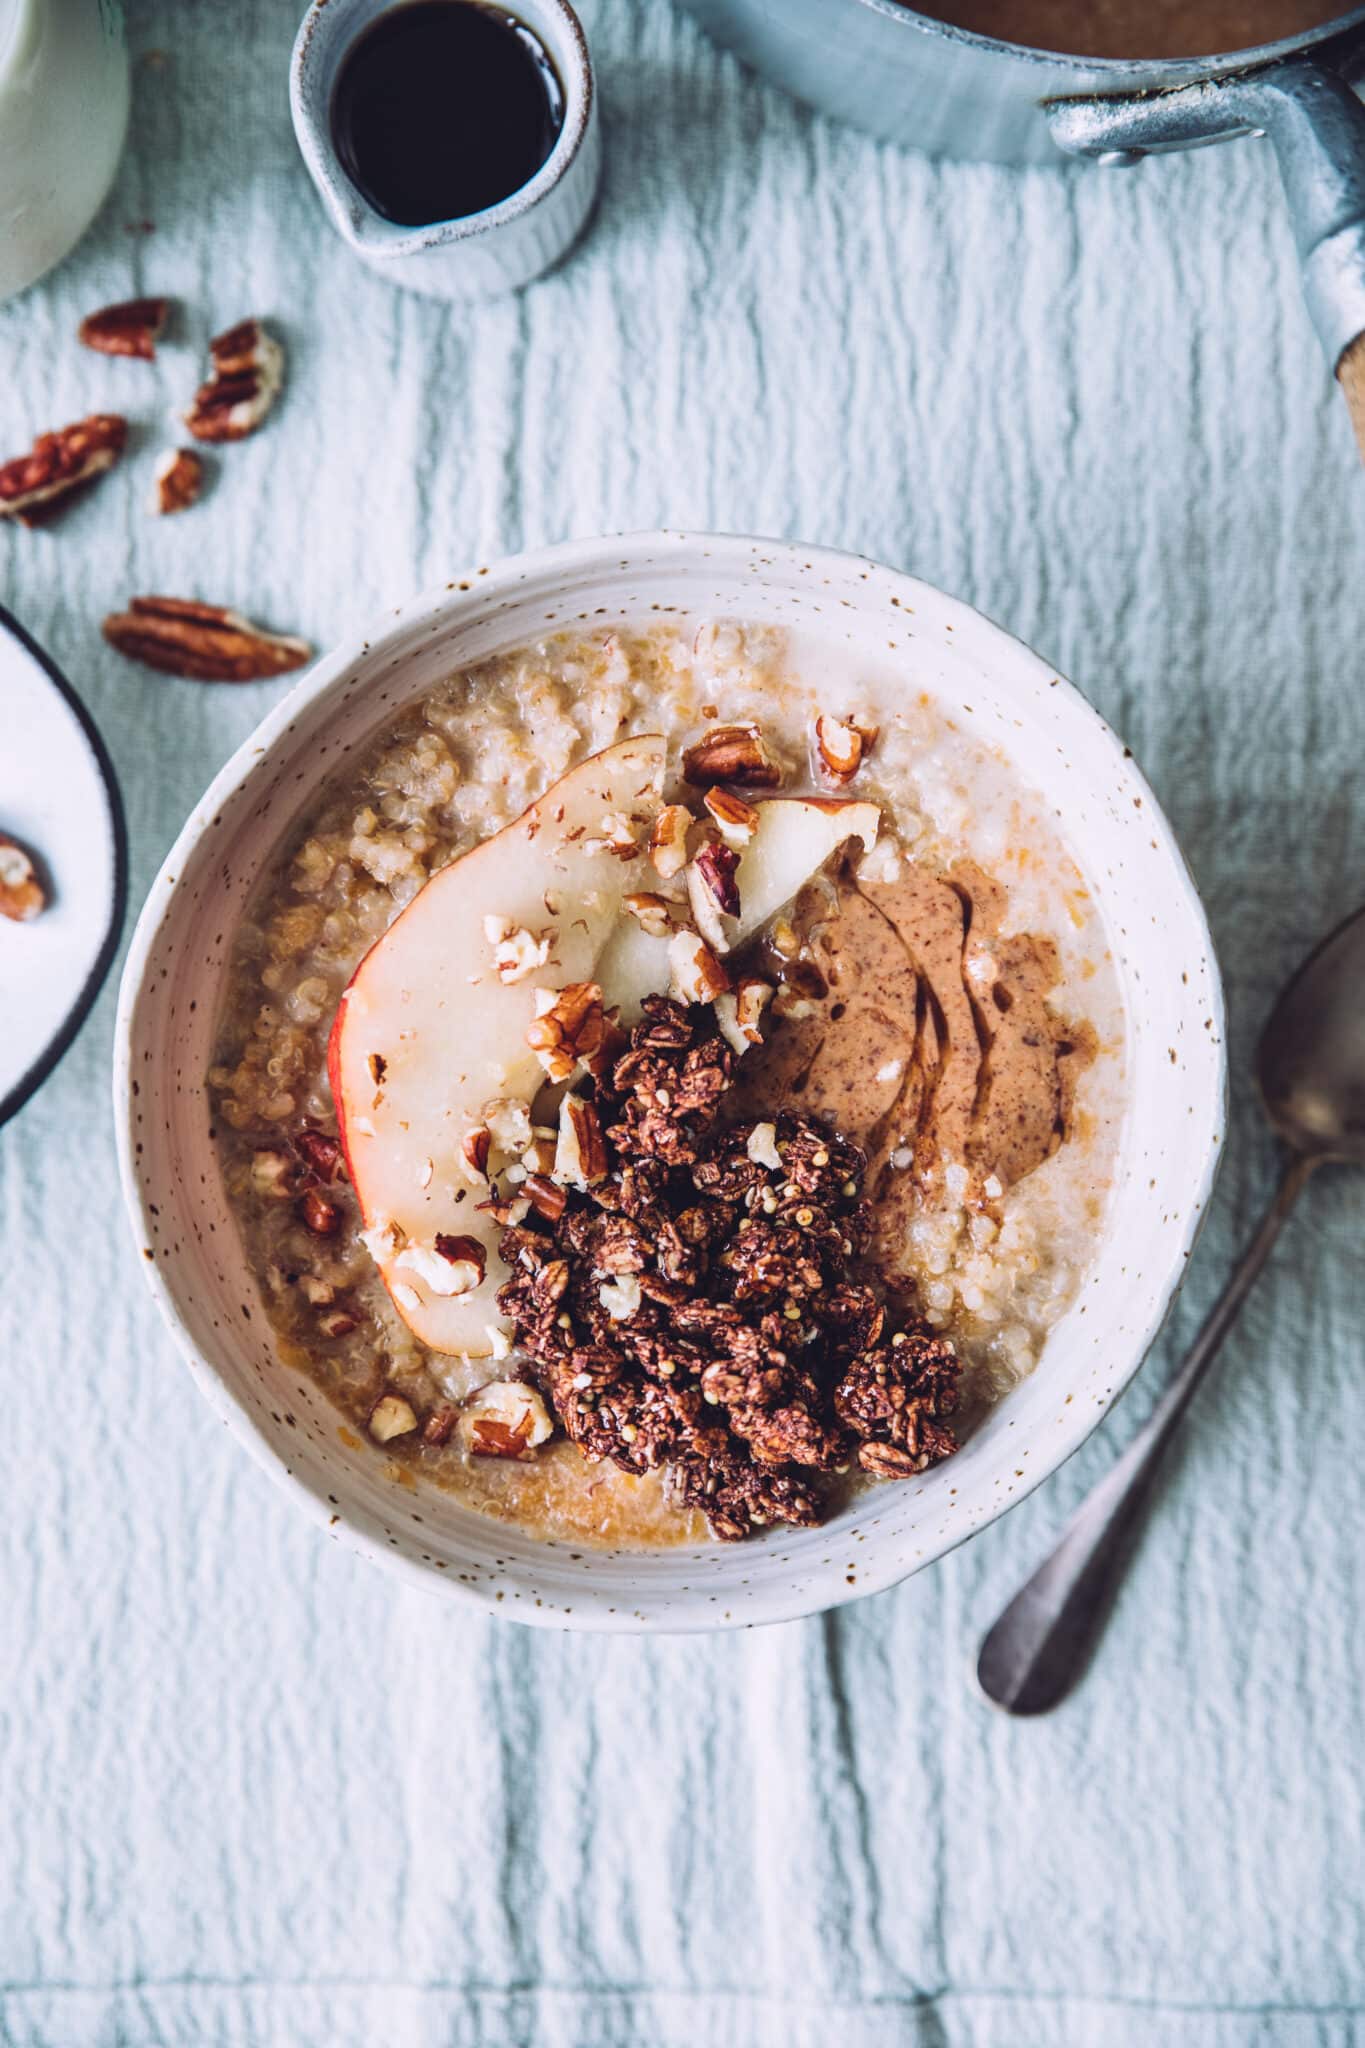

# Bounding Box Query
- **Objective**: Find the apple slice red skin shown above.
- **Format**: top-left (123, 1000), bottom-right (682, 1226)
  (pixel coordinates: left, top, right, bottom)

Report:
top-left (326, 733), bottom-right (666, 1358)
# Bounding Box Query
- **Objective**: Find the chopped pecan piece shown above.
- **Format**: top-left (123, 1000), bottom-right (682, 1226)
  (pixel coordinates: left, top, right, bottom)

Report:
top-left (295, 1127), bottom-right (345, 1184)
top-left (703, 787), bottom-right (759, 845)
top-left (582, 812), bottom-right (640, 858)
top-left (476, 1190), bottom-right (532, 1228)
top-left (150, 447), bottom-right (203, 516)
top-left (687, 840), bottom-right (741, 953)
top-left (681, 723), bottom-right (781, 789)
top-left (649, 803), bottom-right (693, 879)
top-left (422, 1405), bottom-right (460, 1448)
top-left (459, 1126), bottom-right (492, 1185)
top-left (461, 1379), bottom-right (554, 1459)
top-left (298, 1188), bottom-right (342, 1236)
top-left (430, 1234), bottom-right (488, 1292)
top-left (623, 891), bottom-right (681, 939)
top-left (714, 976), bottom-right (772, 1055)
top-left (316, 1308), bottom-right (358, 1340)
top-left (526, 981), bottom-right (605, 1083)
top-left (0, 835), bottom-right (46, 922)
top-left (0, 414), bottom-right (126, 522)
top-left (79, 296), bottom-right (169, 360)
top-left (553, 1094), bottom-right (608, 1188)
top-left (667, 929), bottom-right (730, 1006)
top-left (101, 596), bottom-right (311, 681)
top-left (814, 713), bottom-right (877, 785)
top-left (483, 914), bottom-right (552, 983)
top-left (368, 1392), bottom-right (418, 1443)
top-left (184, 318), bottom-right (284, 441)
top-left (524, 1172), bottom-right (568, 1222)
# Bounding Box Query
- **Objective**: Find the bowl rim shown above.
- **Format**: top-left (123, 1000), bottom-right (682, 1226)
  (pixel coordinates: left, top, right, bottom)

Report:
top-left (114, 529), bottom-right (1227, 1632)
top-left (1, 603), bottom-right (128, 1132)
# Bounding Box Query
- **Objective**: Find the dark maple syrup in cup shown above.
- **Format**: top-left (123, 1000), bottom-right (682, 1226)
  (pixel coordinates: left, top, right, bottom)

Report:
top-left (331, 0), bottom-right (566, 227)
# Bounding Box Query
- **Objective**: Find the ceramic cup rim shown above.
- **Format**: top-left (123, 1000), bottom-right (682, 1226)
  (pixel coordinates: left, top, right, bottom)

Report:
top-left (289, 0), bottom-right (595, 259)
top-left (114, 529), bottom-right (1226, 1633)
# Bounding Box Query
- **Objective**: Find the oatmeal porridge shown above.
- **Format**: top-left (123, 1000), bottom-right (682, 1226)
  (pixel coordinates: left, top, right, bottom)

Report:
top-left (209, 617), bottom-right (1128, 1548)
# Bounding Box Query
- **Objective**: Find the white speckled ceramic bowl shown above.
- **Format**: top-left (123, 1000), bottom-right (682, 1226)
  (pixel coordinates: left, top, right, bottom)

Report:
top-left (115, 532), bottom-right (1225, 1632)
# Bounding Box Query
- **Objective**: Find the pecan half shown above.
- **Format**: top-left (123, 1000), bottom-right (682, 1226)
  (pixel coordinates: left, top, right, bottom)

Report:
top-left (649, 803), bottom-right (693, 879)
top-left (681, 724), bottom-right (781, 789)
top-left (0, 414), bottom-right (127, 522)
top-left (150, 447), bottom-right (203, 516)
top-left (101, 597), bottom-right (311, 681)
top-left (79, 296), bottom-right (169, 360)
top-left (526, 982), bottom-right (605, 1083)
top-left (814, 713), bottom-right (878, 785)
top-left (184, 318), bottom-right (284, 442)
top-left (0, 835), bottom-right (46, 923)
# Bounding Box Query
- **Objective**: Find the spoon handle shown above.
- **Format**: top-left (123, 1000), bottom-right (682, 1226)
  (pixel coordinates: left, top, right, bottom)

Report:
top-left (976, 1154), bottom-right (1316, 1716)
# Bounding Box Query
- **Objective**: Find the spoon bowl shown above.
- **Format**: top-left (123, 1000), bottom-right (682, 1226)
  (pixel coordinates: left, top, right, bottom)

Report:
top-left (978, 897), bottom-right (1365, 1712)
top-left (1257, 905), bottom-right (1365, 1164)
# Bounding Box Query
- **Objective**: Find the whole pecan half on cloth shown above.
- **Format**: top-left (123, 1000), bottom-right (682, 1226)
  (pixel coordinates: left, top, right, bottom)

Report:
top-left (102, 597), bottom-right (311, 682)
top-left (0, 414), bottom-right (127, 523)
top-left (78, 296), bottom-right (170, 360)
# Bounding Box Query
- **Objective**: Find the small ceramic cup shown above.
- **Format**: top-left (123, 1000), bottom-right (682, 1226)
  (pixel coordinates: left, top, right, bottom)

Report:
top-left (290, 0), bottom-right (600, 302)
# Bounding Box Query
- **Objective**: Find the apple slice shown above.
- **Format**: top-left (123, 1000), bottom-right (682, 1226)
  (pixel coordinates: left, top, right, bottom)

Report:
top-left (732, 795), bottom-right (879, 945)
top-left (598, 795), bottom-right (880, 1018)
top-left (328, 734), bottom-right (665, 1358)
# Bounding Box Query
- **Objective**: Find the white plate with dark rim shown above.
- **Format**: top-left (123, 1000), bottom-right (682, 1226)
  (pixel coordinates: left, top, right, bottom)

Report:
top-left (114, 532), bottom-right (1225, 1633)
top-left (0, 606), bottom-right (127, 1129)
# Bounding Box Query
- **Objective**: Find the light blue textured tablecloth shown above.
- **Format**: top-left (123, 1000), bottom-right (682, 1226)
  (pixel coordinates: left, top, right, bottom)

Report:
top-left (2, 4), bottom-right (1364, 2043)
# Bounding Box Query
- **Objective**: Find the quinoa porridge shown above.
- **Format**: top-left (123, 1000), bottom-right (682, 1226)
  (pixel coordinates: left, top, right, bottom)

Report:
top-left (209, 617), bottom-right (1128, 1549)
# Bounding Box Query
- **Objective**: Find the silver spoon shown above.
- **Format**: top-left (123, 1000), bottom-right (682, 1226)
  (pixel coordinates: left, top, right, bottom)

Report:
top-left (977, 904), bottom-right (1365, 1716)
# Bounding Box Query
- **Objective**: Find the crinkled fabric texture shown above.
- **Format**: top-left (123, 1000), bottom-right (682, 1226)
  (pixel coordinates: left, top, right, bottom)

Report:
top-left (1, 1), bottom-right (1363, 2043)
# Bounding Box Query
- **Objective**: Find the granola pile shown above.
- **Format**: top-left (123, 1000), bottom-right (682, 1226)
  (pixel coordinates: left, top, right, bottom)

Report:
top-left (496, 994), bottom-right (960, 1541)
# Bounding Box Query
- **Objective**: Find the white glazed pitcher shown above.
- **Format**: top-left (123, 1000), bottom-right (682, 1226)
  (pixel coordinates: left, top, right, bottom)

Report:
top-left (0, 0), bottom-right (130, 303)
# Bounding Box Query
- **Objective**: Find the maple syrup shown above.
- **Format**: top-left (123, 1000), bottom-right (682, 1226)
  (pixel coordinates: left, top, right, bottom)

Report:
top-left (332, 0), bottom-right (565, 227)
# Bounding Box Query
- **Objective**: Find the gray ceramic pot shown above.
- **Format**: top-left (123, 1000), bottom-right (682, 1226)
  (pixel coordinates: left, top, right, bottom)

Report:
top-left (679, 1), bottom-right (1365, 388)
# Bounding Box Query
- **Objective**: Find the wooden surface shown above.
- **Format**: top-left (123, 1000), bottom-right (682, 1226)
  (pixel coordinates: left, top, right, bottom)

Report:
top-left (1339, 329), bottom-right (1365, 465)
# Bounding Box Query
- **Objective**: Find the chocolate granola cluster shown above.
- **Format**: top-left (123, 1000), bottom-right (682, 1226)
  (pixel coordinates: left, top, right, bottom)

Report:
top-left (496, 995), bottom-right (960, 1541)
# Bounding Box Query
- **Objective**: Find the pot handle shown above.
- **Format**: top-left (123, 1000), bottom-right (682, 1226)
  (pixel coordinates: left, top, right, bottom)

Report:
top-left (1341, 331), bottom-right (1365, 453)
top-left (1048, 57), bottom-right (1365, 462)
